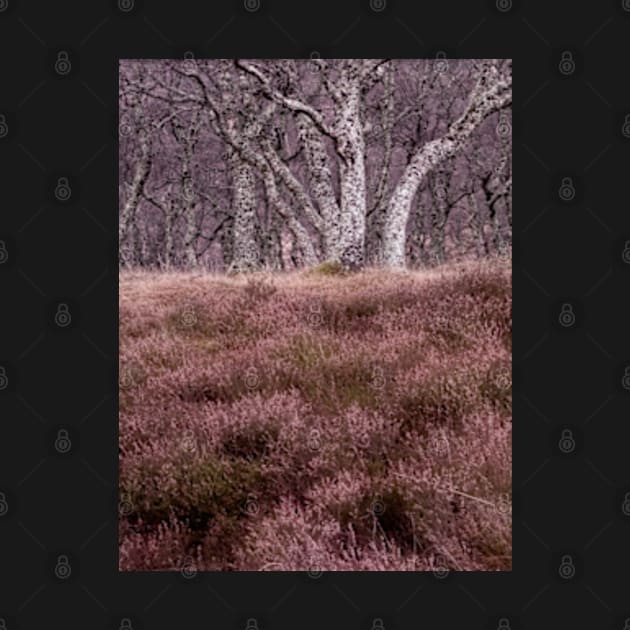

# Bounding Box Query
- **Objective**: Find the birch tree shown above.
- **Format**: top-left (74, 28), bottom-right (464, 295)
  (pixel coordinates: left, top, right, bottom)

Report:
top-left (119, 122), bottom-right (152, 267)
top-left (236, 58), bottom-right (390, 270)
top-left (381, 60), bottom-right (512, 268)
top-left (119, 59), bottom-right (511, 272)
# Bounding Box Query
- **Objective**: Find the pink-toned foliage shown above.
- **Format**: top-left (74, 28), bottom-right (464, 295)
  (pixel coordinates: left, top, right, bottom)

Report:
top-left (119, 256), bottom-right (511, 571)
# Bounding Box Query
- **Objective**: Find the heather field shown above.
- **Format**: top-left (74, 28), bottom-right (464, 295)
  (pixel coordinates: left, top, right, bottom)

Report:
top-left (119, 257), bottom-right (512, 571)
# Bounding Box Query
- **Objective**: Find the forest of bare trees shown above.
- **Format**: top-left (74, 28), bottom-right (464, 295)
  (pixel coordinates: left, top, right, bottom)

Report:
top-left (119, 58), bottom-right (512, 272)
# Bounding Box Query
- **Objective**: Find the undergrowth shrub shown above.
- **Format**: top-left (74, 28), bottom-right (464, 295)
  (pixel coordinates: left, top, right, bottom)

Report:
top-left (308, 260), bottom-right (344, 276)
top-left (119, 258), bottom-right (512, 571)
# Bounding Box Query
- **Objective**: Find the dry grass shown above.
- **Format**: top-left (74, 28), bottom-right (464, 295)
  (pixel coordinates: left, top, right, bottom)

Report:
top-left (119, 256), bottom-right (512, 571)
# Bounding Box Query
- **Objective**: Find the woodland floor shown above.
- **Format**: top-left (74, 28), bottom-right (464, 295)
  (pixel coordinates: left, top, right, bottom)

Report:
top-left (119, 257), bottom-right (512, 571)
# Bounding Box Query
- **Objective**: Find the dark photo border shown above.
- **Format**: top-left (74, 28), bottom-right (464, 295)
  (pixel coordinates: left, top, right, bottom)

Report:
top-left (1, 1), bottom-right (629, 628)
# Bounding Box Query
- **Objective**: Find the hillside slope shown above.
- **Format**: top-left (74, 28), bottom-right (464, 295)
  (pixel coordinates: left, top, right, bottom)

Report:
top-left (119, 258), bottom-right (512, 571)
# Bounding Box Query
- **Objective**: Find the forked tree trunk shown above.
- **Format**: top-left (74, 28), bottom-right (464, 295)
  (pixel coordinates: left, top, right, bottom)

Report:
top-left (235, 58), bottom-right (371, 270)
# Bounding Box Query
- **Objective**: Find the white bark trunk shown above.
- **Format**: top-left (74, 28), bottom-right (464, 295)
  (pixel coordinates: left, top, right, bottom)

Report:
top-left (119, 127), bottom-right (151, 267)
top-left (260, 163), bottom-right (317, 266)
top-left (335, 63), bottom-right (367, 270)
top-left (181, 112), bottom-right (201, 268)
top-left (164, 196), bottom-right (178, 268)
top-left (295, 113), bottom-right (340, 258)
top-left (367, 64), bottom-right (395, 264)
top-left (382, 61), bottom-right (511, 268)
top-left (236, 59), bottom-right (371, 270)
top-left (227, 149), bottom-right (259, 273)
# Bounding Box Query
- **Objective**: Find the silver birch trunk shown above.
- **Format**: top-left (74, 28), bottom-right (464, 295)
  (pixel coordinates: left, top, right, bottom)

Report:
top-left (164, 196), bottom-right (178, 268)
top-left (260, 161), bottom-right (317, 266)
top-left (181, 113), bottom-right (201, 268)
top-left (294, 113), bottom-right (340, 258)
top-left (119, 127), bottom-right (151, 267)
top-left (227, 148), bottom-right (259, 273)
top-left (235, 59), bottom-right (373, 270)
top-left (382, 61), bottom-right (511, 268)
top-left (335, 63), bottom-right (368, 270)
